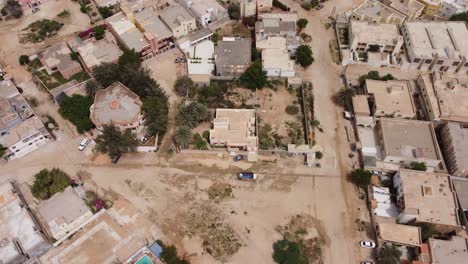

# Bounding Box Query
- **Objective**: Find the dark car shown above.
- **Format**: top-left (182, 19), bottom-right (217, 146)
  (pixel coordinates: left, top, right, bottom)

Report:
top-left (111, 153), bottom-right (121, 164)
top-left (233, 155), bottom-right (245, 162)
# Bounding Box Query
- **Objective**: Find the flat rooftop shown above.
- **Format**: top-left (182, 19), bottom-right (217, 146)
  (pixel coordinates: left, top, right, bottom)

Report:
top-left (452, 178), bottom-right (468, 211)
top-left (215, 38), bottom-right (251, 66)
top-left (354, 0), bottom-right (406, 21)
top-left (135, 9), bottom-right (172, 41)
top-left (379, 118), bottom-right (441, 160)
top-left (378, 222), bottom-right (421, 247)
top-left (418, 73), bottom-right (468, 122)
top-left (210, 108), bottom-right (257, 149)
top-left (262, 48), bottom-right (294, 72)
top-left (180, 0), bottom-right (226, 16)
top-left (366, 79), bottom-right (415, 117)
top-left (256, 36), bottom-right (287, 50)
top-left (352, 95), bottom-right (371, 116)
top-left (91, 82), bottom-right (142, 127)
top-left (1, 117), bottom-right (49, 147)
top-left (37, 43), bottom-right (81, 73)
top-left (0, 180), bottom-right (50, 263)
top-left (403, 21), bottom-right (468, 59)
top-left (398, 169), bottom-right (460, 227)
top-left (384, 0), bottom-right (425, 17)
top-left (255, 19), bottom-right (295, 34)
top-left (443, 122), bottom-right (468, 174)
top-left (429, 236), bottom-right (468, 264)
top-left (77, 38), bottom-right (122, 70)
top-left (350, 20), bottom-right (401, 46)
top-left (107, 13), bottom-right (149, 52)
top-left (159, 5), bottom-right (195, 31)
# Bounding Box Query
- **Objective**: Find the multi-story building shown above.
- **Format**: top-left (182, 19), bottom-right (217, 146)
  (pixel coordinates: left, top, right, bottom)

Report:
top-left (74, 36), bottom-right (123, 74)
top-left (416, 0), bottom-right (443, 15)
top-left (134, 8), bottom-right (174, 55)
top-left (439, 0), bottom-right (468, 17)
top-left (350, 0), bottom-right (407, 26)
top-left (90, 82), bottom-right (143, 131)
top-left (0, 80), bottom-right (51, 160)
top-left (214, 37), bottom-right (251, 77)
top-left (393, 169), bottom-right (461, 232)
top-left (255, 15), bottom-right (301, 55)
top-left (401, 21), bottom-right (468, 73)
top-left (209, 109), bottom-right (258, 152)
top-left (375, 118), bottom-right (445, 171)
top-left (382, 0), bottom-right (425, 19)
top-left (439, 122), bottom-right (468, 177)
top-left (417, 73), bottom-right (468, 123)
top-left (178, 0), bottom-right (229, 28)
top-left (345, 21), bottom-right (404, 66)
top-left (427, 236), bottom-right (468, 264)
top-left (36, 43), bottom-right (82, 79)
top-left (37, 186), bottom-right (94, 241)
top-left (159, 5), bottom-right (197, 39)
top-left (262, 48), bottom-right (295, 77)
top-left (234, 0), bottom-right (273, 17)
top-left (365, 79), bottom-right (416, 119)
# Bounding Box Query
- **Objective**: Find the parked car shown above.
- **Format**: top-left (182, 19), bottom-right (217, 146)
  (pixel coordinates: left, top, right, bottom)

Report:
top-left (78, 138), bottom-right (90, 151)
top-left (233, 155), bottom-right (245, 162)
top-left (140, 136), bottom-right (148, 143)
top-left (238, 172), bottom-right (257, 181)
top-left (111, 153), bottom-right (121, 164)
top-left (175, 57), bottom-right (186, 63)
top-left (316, 4), bottom-right (324, 10)
top-left (32, 7), bottom-right (40, 13)
top-left (360, 241), bottom-right (376, 248)
top-left (360, 261), bottom-right (374, 264)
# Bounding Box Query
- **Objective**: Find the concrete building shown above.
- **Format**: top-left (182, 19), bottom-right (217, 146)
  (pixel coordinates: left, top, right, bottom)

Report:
top-left (90, 82), bottom-right (143, 130)
top-left (452, 178), bottom-right (468, 212)
top-left (255, 17), bottom-right (296, 41)
top-left (428, 236), bottom-right (468, 263)
top-left (159, 5), bottom-right (197, 39)
top-left (176, 27), bottom-right (213, 52)
top-left (75, 37), bottom-right (123, 74)
top-left (376, 118), bottom-right (444, 171)
top-left (0, 80), bottom-right (51, 160)
top-left (417, 73), bottom-right (468, 123)
top-left (178, 0), bottom-right (229, 28)
top-left (401, 21), bottom-right (468, 73)
top-left (214, 37), bottom-right (251, 77)
top-left (37, 186), bottom-right (93, 241)
top-left (234, 0), bottom-right (272, 17)
top-left (416, 0), bottom-right (443, 15)
top-left (440, 122), bottom-right (468, 177)
top-left (382, 0), bottom-right (425, 19)
top-left (345, 21), bottom-right (404, 66)
top-left (350, 0), bottom-right (407, 26)
top-left (37, 43), bottom-right (82, 79)
top-left (186, 40), bottom-right (215, 81)
top-left (258, 11), bottom-right (298, 22)
top-left (93, 0), bottom-right (121, 8)
top-left (439, 0), bottom-right (468, 18)
top-left (209, 109), bottom-right (258, 152)
top-left (376, 221), bottom-right (422, 247)
top-left (262, 48), bottom-right (295, 77)
top-left (365, 79), bottom-right (416, 119)
top-left (0, 180), bottom-right (51, 264)
top-left (393, 169), bottom-right (461, 232)
top-left (134, 8), bottom-right (174, 55)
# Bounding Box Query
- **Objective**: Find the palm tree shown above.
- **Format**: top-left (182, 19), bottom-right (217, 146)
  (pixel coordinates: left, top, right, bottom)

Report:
top-left (333, 88), bottom-right (356, 109)
top-left (174, 126), bottom-right (193, 149)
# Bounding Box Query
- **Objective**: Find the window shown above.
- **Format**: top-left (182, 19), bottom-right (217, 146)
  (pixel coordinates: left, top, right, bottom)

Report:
top-left (425, 59), bottom-right (432, 64)
top-left (414, 58), bottom-right (420, 63)
top-left (452, 61), bottom-right (460, 66)
top-left (437, 60), bottom-right (443, 65)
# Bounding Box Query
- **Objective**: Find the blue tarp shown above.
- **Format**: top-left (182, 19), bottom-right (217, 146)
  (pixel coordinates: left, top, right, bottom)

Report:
top-left (149, 242), bottom-right (163, 258)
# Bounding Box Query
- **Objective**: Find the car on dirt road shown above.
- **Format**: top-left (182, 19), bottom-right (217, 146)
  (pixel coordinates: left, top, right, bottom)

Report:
top-left (233, 155), bottom-right (245, 162)
top-left (238, 172), bottom-right (257, 181)
top-left (360, 261), bottom-right (373, 264)
top-left (78, 138), bottom-right (90, 151)
top-left (359, 241), bottom-right (376, 248)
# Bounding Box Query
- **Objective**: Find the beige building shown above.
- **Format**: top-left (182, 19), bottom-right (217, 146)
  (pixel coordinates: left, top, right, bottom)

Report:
top-left (209, 109), bottom-right (258, 152)
top-left (428, 236), bottom-right (468, 264)
top-left (416, 0), bottom-right (442, 15)
top-left (376, 118), bottom-right (445, 171)
top-left (417, 73), bottom-right (468, 123)
top-left (382, 0), bottom-right (425, 19)
top-left (75, 37), bottom-right (122, 74)
top-left (376, 221), bottom-right (422, 247)
top-left (345, 21), bottom-right (404, 66)
top-left (401, 21), bottom-right (468, 73)
top-left (235, 0), bottom-right (272, 17)
top-left (350, 0), bottom-right (407, 26)
top-left (90, 82), bottom-right (143, 130)
top-left (440, 122), bottom-right (468, 177)
top-left (37, 43), bottom-right (82, 79)
top-left (159, 5), bottom-right (197, 39)
top-left (37, 186), bottom-right (93, 241)
top-left (393, 169), bottom-right (461, 232)
top-left (365, 79), bottom-right (416, 119)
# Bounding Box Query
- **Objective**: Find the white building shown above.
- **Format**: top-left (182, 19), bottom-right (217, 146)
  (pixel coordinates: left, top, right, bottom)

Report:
top-left (37, 186), bottom-right (93, 241)
top-left (178, 0), bottom-right (229, 27)
top-left (401, 21), bottom-right (468, 73)
top-left (262, 48), bottom-right (295, 77)
top-left (235, 0), bottom-right (272, 17)
top-left (439, 0), bottom-right (468, 17)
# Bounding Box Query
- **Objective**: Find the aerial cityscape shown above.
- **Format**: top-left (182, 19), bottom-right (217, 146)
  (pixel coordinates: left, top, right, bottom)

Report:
top-left (0, 0), bottom-right (467, 263)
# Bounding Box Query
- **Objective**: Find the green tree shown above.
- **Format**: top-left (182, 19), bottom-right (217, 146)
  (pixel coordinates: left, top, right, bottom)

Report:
top-left (19, 55), bottom-right (30, 65)
top-left (228, 4), bottom-right (241, 20)
top-left (212, 32), bottom-right (220, 44)
top-left (93, 25), bottom-right (105, 40)
top-left (157, 240), bottom-right (190, 264)
top-left (259, 123), bottom-right (274, 150)
top-left (59, 95), bottom-right (94, 133)
top-left (358, 71), bottom-right (395, 87)
top-left (332, 87), bottom-right (355, 108)
top-left (378, 244), bottom-right (402, 264)
top-left (350, 169), bottom-right (372, 190)
top-left (450, 11), bottom-right (468, 22)
top-left (174, 126), bottom-right (192, 149)
top-left (193, 133), bottom-right (208, 150)
top-left (285, 105), bottom-right (300, 115)
top-left (296, 18), bottom-right (308, 32)
top-left (92, 63), bottom-right (121, 87)
top-left (295, 45), bottom-right (314, 68)
top-left (31, 168), bottom-right (71, 200)
top-left (0, 144), bottom-right (7, 157)
top-left (251, 47), bottom-right (261, 62)
top-left (239, 61), bottom-right (268, 90)
top-left (3, 0), bottom-right (23, 18)
top-left (142, 96), bottom-right (169, 136)
top-left (417, 223), bottom-right (441, 241)
top-left (69, 51), bottom-right (79, 61)
top-left (178, 102), bottom-right (211, 128)
top-left (202, 130), bottom-right (210, 141)
top-left (118, 49), bottom-right (141, 68)
top-left (95, 125), bottom-right (137, 158)
top-left (98, 6), bottom-right (114, 18)
top-left (272, 239), bottom-right (307, 264)
top-left (85, 79), bottom-right (100, 97)
top-left (174, 76), bottom-right (195, 97)
top-left (409, 161), bottom-right (427, 171)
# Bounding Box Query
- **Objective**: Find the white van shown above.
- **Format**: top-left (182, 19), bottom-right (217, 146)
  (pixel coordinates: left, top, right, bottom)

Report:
top-left (78, 138), bottom-right (90, 151)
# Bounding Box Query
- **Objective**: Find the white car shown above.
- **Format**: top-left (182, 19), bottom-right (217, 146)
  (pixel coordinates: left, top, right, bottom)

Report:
top-left (360, 241), bottom-right (376, 248)
top-left (78, 138), bottom-right (90, 151)
top-left (360, 262), bottom-right (374, 264)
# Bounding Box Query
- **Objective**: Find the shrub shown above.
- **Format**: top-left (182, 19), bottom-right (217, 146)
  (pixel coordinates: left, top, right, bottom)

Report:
top-left (19, 55), bottom-right (30, 65)
top-left (295, 45), bottom-right (314, 68)
top-left (31, 168), bottom-right (71, 200)
top-left (202, 130), bottom-right (210, 141)
top-left (228, 4), bottom-right (241, 20)
top-left (273, 0), bottom-right (290, 11)
top-left (409, 162), bottom-right (426, 171)
top-left (296, 19), bottom-right (308, 31)
top-left (350, 169), bottom-right (372, 190)
top-left (174, 76), bottom-right (195, 97)
top-left (157, 240), bottom-right (190, 264)
top-left (285, 105), bottom-right (300, 115)
top-left (58, 95), bottom-right (94, 133)
top-left (57, 10), bottom-right (70, 17)
top-left (272, 239), bottom-right (307, 264)
top-left (239, 62), bottom-right (268, 90)
top-left (193, 133), bottom-right (208, 150)
top-left (93, 25), bottom-right (105, 40)
top-left (315, 151), bottom-right (323, 159)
